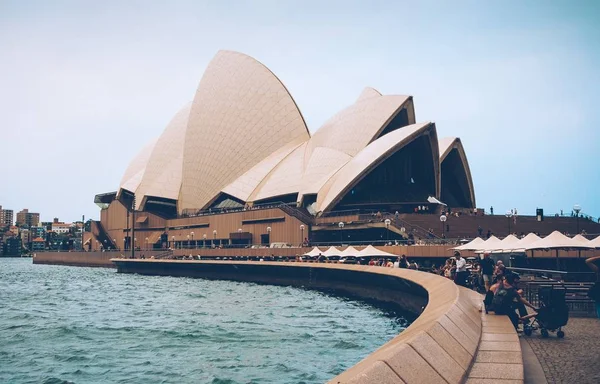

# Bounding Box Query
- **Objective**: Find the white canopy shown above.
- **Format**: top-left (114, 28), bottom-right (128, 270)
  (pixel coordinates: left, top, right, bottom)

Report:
top-left (491, 234), bottom-right (520, 253)
top-left (526, 231), bottom-right (595, 250)
top-left (452, 237), bottom-right (485, 251)
top-left (339, 246), bottom-right (360, 257)
top-left (589, 235), bottom-right (600, 248)
top-left (475, 235), bottom-right (503, 253)
top-left (512, 233), bottom-right (542, 251)
top-left (357, 245), bottom-right (396, 257)
top-left (572, 234), bottom-right (592, 247)
top-left (303, 247), bottom-right (324, 257)
top-left (322, 246), bottom-right (343, 257)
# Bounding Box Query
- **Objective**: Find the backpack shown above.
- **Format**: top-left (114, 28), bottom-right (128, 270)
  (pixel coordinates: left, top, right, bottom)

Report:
top-left (492, 283), bottom-right (515, 314)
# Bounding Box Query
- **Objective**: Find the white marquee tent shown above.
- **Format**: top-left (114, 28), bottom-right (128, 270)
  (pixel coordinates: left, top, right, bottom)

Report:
top-left (452, 237), bottom-right (485, 251)
top-left (339, 246), bottom-right (360, 257)
top-left (303, 247), bottom-right (324, 257)
top-left (525, 231), bottom-right (594, 250)
top-left (357, 245), bottom-right (396, 257)
top-left (589, 235), bottom-right (600, 248)
top-left (322, 246), bottom-right (343, 257)
top-left (474, 235), bottom-right (503, 253)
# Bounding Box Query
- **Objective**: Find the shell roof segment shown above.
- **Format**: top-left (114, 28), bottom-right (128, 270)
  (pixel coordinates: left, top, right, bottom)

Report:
top-left (178, 50), bottom-right (310, 212)
top-left (316, 122), bottom-right (437, 212)
top-left (119, 138), bottom-right (157, 195)
top-left (134, 103), bottom-right (191, 209)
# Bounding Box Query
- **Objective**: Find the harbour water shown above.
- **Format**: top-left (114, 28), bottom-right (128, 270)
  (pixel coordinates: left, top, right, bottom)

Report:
top-left (0, 258), bottom-right (411, 384)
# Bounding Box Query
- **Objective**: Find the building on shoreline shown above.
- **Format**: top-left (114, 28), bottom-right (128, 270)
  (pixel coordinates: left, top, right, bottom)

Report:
top-left (90, 50), bottom-right (600, 252)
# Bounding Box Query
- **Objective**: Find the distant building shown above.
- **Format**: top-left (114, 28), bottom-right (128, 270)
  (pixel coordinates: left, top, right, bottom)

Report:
top-left (16, 209), bottom-right (40, 228)
top-left (30, 226), bottom-right (45, 239)
top-left (51, 222), bottom-right (71, 234)
top-left (31, 237), bottom-right (45, 252)
top-left (0, 206), bottom-right (14, 228)
top-left (2, 236), bottom-right (21, 257)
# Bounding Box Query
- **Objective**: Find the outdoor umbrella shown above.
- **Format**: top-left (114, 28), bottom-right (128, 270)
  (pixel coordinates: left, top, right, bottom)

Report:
top-left (474, 235), bottom-right (504, 253)
top-left (357, 245), bottom-right (396, 257)
top-left (588, 235), bottom-right (600, 249)
top-left (525, 231), bottom-right (595, 269)
top-left (492, 234), bottom-right (521, 253)
top-left (339, 246), bottom-right (360, 257)
top-left (303, 247), bottom-right (324, 257)
top-left (322, 246), bottom-right (343, 257)
top-left (452, 237), bottom-right (485, 251)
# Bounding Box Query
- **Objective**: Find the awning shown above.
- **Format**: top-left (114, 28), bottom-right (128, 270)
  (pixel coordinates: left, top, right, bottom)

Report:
top-left (136, 216), bottom-right (148, 224)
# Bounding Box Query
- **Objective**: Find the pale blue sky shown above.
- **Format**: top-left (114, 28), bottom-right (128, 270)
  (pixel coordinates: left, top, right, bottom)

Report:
top-left (0, 0), bottom-right (598, 223)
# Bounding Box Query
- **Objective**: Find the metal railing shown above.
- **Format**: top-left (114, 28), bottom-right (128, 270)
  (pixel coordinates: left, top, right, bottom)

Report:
top-left (506, 267), bottom-right (597, 317)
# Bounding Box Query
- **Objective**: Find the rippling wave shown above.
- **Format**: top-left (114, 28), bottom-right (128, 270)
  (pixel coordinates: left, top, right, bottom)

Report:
top-left (0, 259), bottom-right (411, 383)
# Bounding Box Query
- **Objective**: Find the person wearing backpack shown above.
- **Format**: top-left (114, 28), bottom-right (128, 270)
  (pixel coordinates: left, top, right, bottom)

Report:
top-left (490, 273), bottom-right (537, 329)
top-left (585, 255), bottom-right (600, 318)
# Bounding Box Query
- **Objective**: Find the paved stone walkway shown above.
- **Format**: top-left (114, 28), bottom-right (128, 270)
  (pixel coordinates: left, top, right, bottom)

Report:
top-left (524, 317), bottom-right (600, 384)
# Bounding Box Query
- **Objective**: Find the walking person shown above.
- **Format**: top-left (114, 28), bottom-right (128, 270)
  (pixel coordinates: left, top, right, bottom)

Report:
top-left (481, 251), bottom-right (495, 291)
top-left (454, 251), bottom-right (468, 287)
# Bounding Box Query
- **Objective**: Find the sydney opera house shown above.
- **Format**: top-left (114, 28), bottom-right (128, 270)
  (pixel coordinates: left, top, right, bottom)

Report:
top-left (92, 50), bottom-right (475, 250)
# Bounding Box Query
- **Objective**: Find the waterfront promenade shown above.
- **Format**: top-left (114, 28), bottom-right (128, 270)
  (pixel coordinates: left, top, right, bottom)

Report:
top-left (524, 317), bottom-right (600, 384)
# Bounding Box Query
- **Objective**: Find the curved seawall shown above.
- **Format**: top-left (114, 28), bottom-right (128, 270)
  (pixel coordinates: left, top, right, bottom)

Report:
top-left (111, 259), bottom-right (483, 383)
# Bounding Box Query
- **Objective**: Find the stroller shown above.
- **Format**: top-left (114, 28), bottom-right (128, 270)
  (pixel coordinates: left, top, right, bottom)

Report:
top-left (524, 286), bottom-right (569, 338)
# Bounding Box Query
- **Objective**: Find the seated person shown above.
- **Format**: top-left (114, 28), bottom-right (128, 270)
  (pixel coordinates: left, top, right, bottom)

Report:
top-left (486, 273), bottom-right (537, 329)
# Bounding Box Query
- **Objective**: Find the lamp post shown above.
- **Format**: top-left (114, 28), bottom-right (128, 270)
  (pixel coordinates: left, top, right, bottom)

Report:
top-left (191, 232), bottom-right (194, 249)
top-left (187, 234), bottom-right (190, 249)
top-left (505, 211), bottom-right (513, 235)
top-left (123, 238), bottom-right (126, 251)
top-left (384, 218), bottom-right (391, 243)
top-left (95, 240), bottom-right (98, 251)
top-left (171, 235), bottom-right (175, 249)
top-left (573, 204), bottom-right (581, 234)
top-left (213, 230), bottom-right (217, 247)
top-left (300, 224), bottom-right (305, 247)
top-left (134, 238), bottom-right (137, 251)
top-left (145, 237), bottom-right (149, 250)
top-left (338, 222), bottom-right (344, 244)
top-left (203, 233), bottom-right (207, 248)
top-left (267, 226), bottom-right (271, 246)
top-left (113, 239), bottom-right (116, 251)
top-left (439, 214), bottom-right (447, 238)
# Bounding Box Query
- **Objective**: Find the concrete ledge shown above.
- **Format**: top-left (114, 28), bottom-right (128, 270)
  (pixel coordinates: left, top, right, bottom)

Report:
top-left (466, 308), bottom-right (524, 383)
top-left (111, 259), bottom-right (488, 383)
